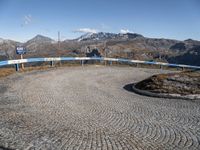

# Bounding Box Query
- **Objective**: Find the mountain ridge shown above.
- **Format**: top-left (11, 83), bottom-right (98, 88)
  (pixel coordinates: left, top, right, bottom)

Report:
top-left (0, 32), bottom-right (199, 44)
top-left (0, 32), bottom-right (200, 66)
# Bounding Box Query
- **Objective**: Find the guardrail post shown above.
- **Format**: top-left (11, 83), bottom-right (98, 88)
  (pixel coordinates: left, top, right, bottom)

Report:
top-left (50, 61), bottom-right (54, 67)
top-left (15, 64), bottom-right (19, 71)
top-left (136, 63), bottom-right (139, 68)
top-left (110, 61), bottom-right (112, 66)
top-left (160, 65), bottom-right (163, 69)
top-left (81, 60), bottom-right (84, 66)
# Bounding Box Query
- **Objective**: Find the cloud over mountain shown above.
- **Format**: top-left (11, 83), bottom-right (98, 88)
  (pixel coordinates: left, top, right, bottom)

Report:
top-left (74, 28), bottom-right (98, 34)
top-left (120, 29), bottom-right (133, 34)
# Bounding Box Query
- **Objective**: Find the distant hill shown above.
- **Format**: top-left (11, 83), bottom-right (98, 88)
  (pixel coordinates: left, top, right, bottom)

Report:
top-left (0, 38), bottom-right (21, 59)
top-left (24, 35), bottom-right (56, 55)
top-left (167, 45), bottom-right (200, 66)
top-left (0, 32), bottom-right (200, 66)
top-left (25, 35), bottom-right (55, 45)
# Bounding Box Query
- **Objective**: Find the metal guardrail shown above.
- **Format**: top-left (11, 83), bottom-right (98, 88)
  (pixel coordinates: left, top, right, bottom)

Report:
top-left (0, 57), bottom-right (200, 71)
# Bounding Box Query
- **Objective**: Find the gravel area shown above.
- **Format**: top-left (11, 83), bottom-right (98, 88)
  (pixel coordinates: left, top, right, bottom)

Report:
top-left (0, 66), bottom-right (200, 150)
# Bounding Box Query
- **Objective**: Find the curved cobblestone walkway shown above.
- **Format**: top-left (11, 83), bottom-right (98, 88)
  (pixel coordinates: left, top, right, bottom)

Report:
top-left (0, 66), bottom-right (200, 150)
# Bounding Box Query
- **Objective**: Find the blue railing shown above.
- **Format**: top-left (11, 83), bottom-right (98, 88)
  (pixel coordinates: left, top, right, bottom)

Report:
top-left (0, 57), bottom-right (200, 71)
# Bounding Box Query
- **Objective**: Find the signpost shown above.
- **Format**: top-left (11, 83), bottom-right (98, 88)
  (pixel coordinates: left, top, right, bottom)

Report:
top-left (16, 46), bottom-right (26, 70)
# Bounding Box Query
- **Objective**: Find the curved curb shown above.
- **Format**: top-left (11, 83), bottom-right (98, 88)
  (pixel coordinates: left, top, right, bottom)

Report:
top-left (132, 83), bottom-right (200, 101)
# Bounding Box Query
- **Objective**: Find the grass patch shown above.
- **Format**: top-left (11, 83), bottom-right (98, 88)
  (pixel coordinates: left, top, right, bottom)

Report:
top-left (0, 68), bottom-right (16, 78)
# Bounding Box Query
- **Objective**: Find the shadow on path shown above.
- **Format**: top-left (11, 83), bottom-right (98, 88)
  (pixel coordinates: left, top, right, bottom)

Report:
top-left (123, 83), bottom-right (134, 93)
top-left (0, 146), bottom-right (14, 150)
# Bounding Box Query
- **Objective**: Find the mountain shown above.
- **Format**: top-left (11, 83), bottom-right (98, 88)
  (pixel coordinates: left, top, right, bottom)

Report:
top-left (75, 32), bottom-right (144, 42)
top-left (25, 34), bottom-right (55, 46)
top-left (0, 38), bottom-right (20, 60)
top-left (169, 39), bottom-right (200, 51)
top-left (0, 32), bottom-right (200, 66)
top-left (76, 32), bottom-right (117, 41)
top-left (167, 45), bottom-right (200, 66)
top-left (0, 38), bottom-right (4, 43)
top-left (24, 35), bottom-right (56, 55)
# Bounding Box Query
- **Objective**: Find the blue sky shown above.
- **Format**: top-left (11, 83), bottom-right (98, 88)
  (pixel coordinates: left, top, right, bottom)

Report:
top-left (0, 0), bottom-right (200, 42)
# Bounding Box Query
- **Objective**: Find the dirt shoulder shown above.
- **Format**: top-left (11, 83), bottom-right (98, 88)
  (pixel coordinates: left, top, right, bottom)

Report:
top-left (0, 66), bottom-right (56, 78)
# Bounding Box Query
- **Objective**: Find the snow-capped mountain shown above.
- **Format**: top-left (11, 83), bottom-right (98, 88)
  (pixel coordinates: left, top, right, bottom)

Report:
top-left (75, 32), bottom-right (144, 42)
top-left (76, 33), bottom-right (94, 42)
top-left (76, 32), bottom-right (117, 41)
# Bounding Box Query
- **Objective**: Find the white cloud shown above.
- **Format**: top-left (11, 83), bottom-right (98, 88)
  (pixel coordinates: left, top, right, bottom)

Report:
top-left (74, 28), bottom-right (98, 34)
top-left (120, 29), bottom-right (133, 34)
top-left (21, 14), bottom-right (32, 27)
top-left (25, 15), bottom-right (32, 24)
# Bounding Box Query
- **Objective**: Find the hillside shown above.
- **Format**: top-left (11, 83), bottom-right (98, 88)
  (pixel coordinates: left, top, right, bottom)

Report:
top-left (0, 32), bottom-right (200, 66)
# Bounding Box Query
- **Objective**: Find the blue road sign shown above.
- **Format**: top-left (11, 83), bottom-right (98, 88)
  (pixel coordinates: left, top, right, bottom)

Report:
top-left (16, 47), bottom-right (26, 55)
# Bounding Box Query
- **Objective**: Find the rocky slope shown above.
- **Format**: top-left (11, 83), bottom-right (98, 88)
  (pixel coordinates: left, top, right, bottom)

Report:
top-left (0, 38), bottom-right (21, 59)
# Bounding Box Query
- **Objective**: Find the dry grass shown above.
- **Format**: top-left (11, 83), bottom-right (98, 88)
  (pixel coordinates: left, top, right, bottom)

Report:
top-left (136, 70), bottom-right (200, 95)
top-left (155, 70), bottom-right (200, 80)
top-left (0, 68), bottom-right (16, 78)
top-left (0, 63), bottom-right (85, 78)
top-left (0, 66), bottom-right (52, 78)
top-left (21, 66), bottom-right (52, 72)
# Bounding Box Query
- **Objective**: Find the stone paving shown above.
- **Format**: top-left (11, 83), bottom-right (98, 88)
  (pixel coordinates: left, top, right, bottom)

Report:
top-left (0, 66), bottom-right (200, 150)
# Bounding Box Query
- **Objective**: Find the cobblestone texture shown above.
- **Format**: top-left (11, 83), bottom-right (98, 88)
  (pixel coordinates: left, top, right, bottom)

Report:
top-left (0, 66), bottom-right (200, 150)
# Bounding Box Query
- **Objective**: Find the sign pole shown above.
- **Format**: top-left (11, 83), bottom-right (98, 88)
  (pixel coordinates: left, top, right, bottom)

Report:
top-left (16, 46), bottom-right (26, 70)
top-left (20, 54), bottom-right (24, 69)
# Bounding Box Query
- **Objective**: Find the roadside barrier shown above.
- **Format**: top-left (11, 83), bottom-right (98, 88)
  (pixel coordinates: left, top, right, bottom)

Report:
top-left (0, 57), bottom-right (200, 71)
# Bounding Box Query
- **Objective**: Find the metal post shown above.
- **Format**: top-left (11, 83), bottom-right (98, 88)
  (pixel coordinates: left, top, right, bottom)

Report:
top-left (110, 61), bottom-right (112, 66)
top-left (81, 60), bottom-right (84, 66)
top-left (160, 65), bottom-right (163, 69)
top-left (58, 31), bottom-right (61, 50)
top-left (20, 54), bottom-right (24, 70)
top-left (50, 61), bottom-right (54, 67)
top-left (136, 63), bottom-right (139, 68)
top-left (15, 64), bottom-right (19, 71)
